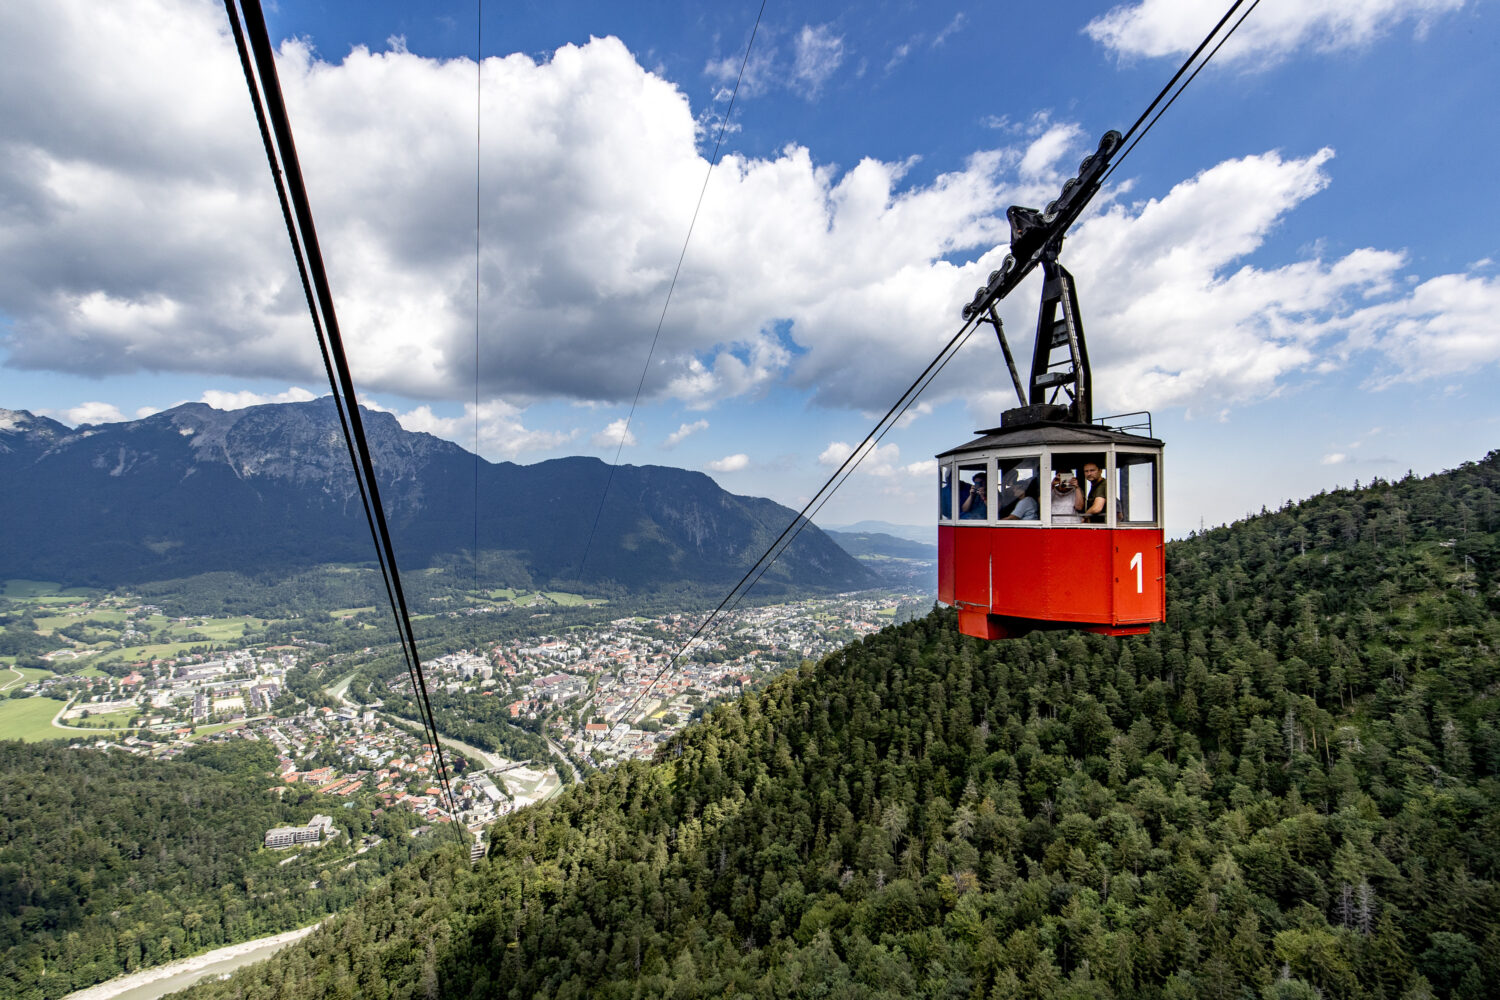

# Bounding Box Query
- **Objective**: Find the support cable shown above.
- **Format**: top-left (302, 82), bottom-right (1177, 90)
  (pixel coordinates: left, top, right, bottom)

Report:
top-left (576, 0), bottom-right (768, 581)
top-left (220, 2), bottom-right (418, 705)
top-left (1116, 0), bottom-right (1246, 149)
top-left (1103, 0), bottom-right (1259, 186)
top-left (224, 0), bottom-right (462, 838)
top-left (473, 0), bottom-right (483, 599)
top-left (616, 318), bottom-right (983, 725)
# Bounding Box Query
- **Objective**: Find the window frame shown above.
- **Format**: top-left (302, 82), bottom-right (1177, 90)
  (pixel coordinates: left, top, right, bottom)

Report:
top-left (1113, 448), bottom-right (1163, 528)
top-left (939, 442), bottom-right (1163, 529)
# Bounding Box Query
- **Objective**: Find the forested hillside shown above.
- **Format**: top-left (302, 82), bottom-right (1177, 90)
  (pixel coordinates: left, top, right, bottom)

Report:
top-left (0, 741), bottom-right (439, 1000)
top-left (180, 454), bottom-right (1500, 999)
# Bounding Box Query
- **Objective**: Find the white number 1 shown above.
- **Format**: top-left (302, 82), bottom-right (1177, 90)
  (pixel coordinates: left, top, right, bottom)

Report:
top-left (1129, 551), bottom-right (1143, 594)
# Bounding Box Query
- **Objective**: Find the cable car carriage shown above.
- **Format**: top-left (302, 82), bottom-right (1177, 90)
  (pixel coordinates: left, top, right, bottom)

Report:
top-left (936, 129), bottom-right (1165, 639)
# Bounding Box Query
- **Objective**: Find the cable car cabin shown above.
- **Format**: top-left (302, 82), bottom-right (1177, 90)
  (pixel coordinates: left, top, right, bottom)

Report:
top-left (937, 421), bottom-right (1164, 640)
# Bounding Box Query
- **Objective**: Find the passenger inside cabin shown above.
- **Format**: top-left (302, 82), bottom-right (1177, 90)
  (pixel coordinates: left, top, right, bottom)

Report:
top-left (1075, 459), bottom-right (1108, 524)
top-left (960, 472), bottom-right (987, 519)
top-left (1001, 476), bottom-right (1040, 520)
top-left (1051, 470), bottom-right (1082, 524)
top-left (939, 468), bottom-right (952, 519)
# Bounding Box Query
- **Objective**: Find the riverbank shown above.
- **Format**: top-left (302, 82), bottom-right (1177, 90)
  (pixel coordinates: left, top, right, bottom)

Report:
top-left (62, 923), bottom-right (321, 1000)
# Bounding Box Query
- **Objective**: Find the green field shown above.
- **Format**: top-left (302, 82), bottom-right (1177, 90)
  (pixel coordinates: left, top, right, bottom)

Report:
top-left (1, 579), bottom-right (97, 600)
top-left (0, 698), bottom-right (67, 741)
top-left (1, 666), bottom-right (54, 692)
top-left (187, 721), bottom-right (246, 739)
top-left (32, 613), bottom-right (113, 631)
top-left (108, 640), bottom-right (205, 660)
top-left (181, 617), bottom-right (257, 640)
top-left (543, 591), bottom-right (595, 606)
top-left (66, 707), bottom-right (138, 731)
top-left (481, 588), bottom-right (598, 607)
top-left (1, 580), bottom-right (64, 598)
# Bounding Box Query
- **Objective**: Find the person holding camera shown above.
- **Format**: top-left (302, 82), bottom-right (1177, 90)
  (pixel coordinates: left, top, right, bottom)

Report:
top-left (1051, 469), bottom-right (1082, 524)
top-left (960, 471), bottom-right (987, 519)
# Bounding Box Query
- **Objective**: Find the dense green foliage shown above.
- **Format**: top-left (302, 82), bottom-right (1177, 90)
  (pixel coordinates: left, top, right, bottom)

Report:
top-left (172, 455), bottom-right (1500, 999)
top-left (0, 740), bottom-right (436, 1000)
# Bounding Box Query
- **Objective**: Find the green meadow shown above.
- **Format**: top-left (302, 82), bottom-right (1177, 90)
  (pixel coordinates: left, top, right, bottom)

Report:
top-left (0, 698), bottom-right (66, 742)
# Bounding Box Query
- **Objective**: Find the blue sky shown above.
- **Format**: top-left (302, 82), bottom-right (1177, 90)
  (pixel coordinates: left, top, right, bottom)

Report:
top-left (1, 0), bottom-right (1495, 537)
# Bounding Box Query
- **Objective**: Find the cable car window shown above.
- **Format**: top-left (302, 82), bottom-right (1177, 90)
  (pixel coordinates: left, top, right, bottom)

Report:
top-left (939, 463), bottom-right (955, 521)
top-left (995, 456), bottom-right (1041, 522)
top-left (1053, 451), bottom-right (1108, 525)
top-left (957, 463), bottom-right (988, 520)
top-left (1117, 453), bottom-right (1159, 526)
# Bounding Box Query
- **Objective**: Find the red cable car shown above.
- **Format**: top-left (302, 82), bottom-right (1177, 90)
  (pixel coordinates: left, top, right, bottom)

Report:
top-left (935, 129), bottom-right (1166, 640)
top-left (937, 421), bottom-right (1164, 639)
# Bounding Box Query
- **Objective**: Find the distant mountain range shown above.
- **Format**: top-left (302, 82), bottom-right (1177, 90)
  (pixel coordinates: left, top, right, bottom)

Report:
top-left (823, 529), bottom-right (936, 561)
top-left (824, 528), bottom-right (937, 592)
top-left (821, 519), bottom-right (930, 544)
top-left (0, 400), bottom-right (875, 593)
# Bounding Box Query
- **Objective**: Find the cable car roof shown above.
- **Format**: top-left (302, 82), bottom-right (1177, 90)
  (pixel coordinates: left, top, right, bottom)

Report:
top-left (937, 421), bottom-right (1162, 459)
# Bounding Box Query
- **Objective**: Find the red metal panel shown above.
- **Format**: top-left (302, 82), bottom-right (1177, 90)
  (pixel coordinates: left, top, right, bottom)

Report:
top-left (937, 524), bottom-right (955, 605)
top-left (953, 525), bottom-right (991, 609)
top-left (957, 609), bottom-right (1008, 639)
top-left (1110, 530), bottom-right (1165, 624)
top-left (988, 527), bottom-right (1115, 624)
top-left (938, 525), bottom-right (1166, 635)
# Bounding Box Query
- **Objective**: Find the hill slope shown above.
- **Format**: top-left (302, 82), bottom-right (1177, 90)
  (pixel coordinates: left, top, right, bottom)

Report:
top-left (0, 740), bottom-right (439, 1000)
top-left (181, 454), bottom-right (1500, 1000)
top-left (0, 400), bottom-right (874, 593)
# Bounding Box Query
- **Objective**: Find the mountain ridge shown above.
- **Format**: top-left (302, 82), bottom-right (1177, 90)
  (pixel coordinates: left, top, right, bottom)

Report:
top-left (0, 399), bottom-right (875, 593)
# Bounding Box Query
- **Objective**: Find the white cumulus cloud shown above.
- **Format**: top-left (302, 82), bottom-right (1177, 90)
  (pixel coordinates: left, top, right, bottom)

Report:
top-left (0, 0), bottom-right (1490, 435)
top-left (817, 440), bottom-right (919, 479)
top-left (52, 401), bottom-right (128, 427)
top-left (707, 453), bottom-right (749, 472)
top-left (792, 25), bottom-right (845, 96)
top-left (198, 386), bottom-right (319, 411)
top-left (377, 399), bottom-right (577, 460)
top-left (1085, 0), bottom-right (1467, 66)
top-left (591, 418), bottom-right (638, 449)
top-left (663, 419), bottom-right (709, 448)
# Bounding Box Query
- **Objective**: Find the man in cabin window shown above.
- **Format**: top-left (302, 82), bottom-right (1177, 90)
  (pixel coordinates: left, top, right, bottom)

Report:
top-left (1074, 461), bottom-right (1107, 524)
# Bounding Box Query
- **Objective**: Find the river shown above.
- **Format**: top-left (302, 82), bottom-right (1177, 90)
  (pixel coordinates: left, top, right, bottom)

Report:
top-left (62, 924), bottom-right (320, 1000)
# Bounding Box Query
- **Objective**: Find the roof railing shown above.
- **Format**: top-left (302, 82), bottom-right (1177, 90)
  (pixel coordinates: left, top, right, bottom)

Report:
top-left (1094, 410), bottom-right (1153, 437)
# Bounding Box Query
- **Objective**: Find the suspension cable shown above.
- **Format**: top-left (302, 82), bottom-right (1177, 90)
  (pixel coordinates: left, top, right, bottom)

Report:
top-left (220, 2), bottom-right (419, 711)
top-left (1117, 0), bottom-right (1246, 149)
top-left (1104, 0), bottom-right (1259, 186)
top-left (473, 0), bottom-right (483, 600)
top-left (576, 0), bottom-right (769, 582)
top-left (224, 0), bottom-right (462, 838)
top-left (615, 317), bottom-right (984, 725)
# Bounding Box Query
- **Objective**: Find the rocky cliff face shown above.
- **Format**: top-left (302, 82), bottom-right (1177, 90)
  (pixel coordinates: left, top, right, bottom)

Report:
top-left (0, 398), bottom-right (875, 592)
